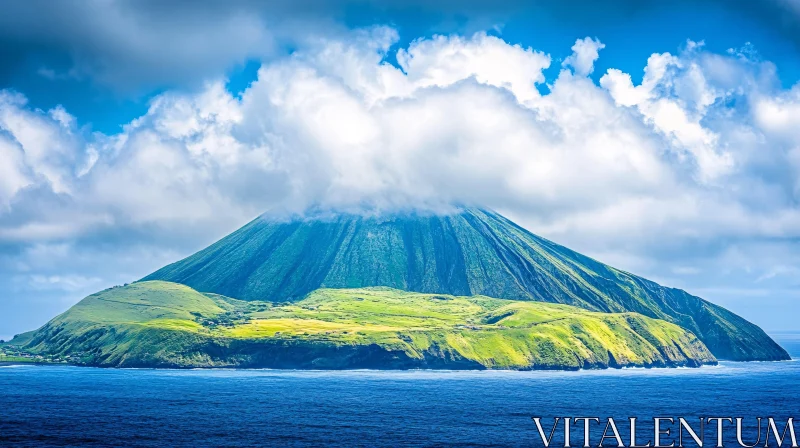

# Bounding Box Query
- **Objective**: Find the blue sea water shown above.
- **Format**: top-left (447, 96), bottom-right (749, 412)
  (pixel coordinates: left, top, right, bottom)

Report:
top-left (1, 335), bottom-right (799, 447)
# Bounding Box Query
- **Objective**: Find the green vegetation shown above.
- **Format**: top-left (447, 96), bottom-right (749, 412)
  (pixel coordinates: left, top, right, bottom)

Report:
top-left (0, 344), bottom-right (65, 364)
top-left (142, 208), bottom-right (789, 361)
top-left (10, 281), bottom-right (716, 369)
top-left (0, 356), bottom-right (35, 363)
top-left (0, 355), bottom-right (62, 364)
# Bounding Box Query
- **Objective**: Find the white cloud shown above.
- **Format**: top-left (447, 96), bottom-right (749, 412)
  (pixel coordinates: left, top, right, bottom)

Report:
top-left (397, 32), bottom-right (551, 103)
top-left (600, 45), bottom-right (736, 182)
top-left (2, 30), bottom-right (800, 331)
top-left (563, 37), bottom-right (605, 76)
top-left (0, 135), bottom-right (31, 206)
top-left (753, 85), bottom-right (800, 138)
top-left (0, 91), bottom-right (82, 195)
top-left (0, 32), bottom-right (794, 236)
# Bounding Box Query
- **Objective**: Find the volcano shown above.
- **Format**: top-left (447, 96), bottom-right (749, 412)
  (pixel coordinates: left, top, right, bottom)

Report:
top-left (7, 208), bottom-right (788, 369)
top-left (142, 208), bottom-right (788, 362)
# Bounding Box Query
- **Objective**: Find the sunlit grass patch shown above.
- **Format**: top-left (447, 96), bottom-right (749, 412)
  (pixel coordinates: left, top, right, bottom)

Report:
top-left (219, 318), bottom-right (402, 338)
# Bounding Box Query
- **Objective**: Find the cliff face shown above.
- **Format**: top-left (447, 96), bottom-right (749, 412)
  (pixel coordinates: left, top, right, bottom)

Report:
top-left (143, 209), bottom-right (789, 361)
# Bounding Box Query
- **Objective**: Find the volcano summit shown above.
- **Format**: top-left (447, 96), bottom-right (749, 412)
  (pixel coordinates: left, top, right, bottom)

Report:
top-left (7, 208), bottom-right (788, 369)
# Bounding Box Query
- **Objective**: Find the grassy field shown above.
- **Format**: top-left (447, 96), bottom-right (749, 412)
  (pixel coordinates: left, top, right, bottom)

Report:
top-left (10, 281), bottom-right (717, 369)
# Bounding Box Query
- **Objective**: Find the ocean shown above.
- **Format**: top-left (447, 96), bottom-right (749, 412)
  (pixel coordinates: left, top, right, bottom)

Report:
top-left (1, 334), bottom-right (798, 447)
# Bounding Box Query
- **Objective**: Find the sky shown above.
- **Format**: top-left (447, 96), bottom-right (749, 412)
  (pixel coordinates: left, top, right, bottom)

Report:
top-left (2, 0), bottom-right (800, 340)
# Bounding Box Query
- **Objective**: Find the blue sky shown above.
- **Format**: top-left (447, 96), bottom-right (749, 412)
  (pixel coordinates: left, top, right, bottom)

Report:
top-left (2, 0), bottom-right (800, 340)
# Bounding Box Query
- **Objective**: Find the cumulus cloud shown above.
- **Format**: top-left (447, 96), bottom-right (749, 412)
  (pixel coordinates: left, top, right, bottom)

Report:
top-left (563, 37), bottom-right (605, 76)
top-left (600, 46), bottom-right (735, 182)
top-left (3, 27), bottom-right (800, 334)
top-left (396, 33), bottom-right (551, 102)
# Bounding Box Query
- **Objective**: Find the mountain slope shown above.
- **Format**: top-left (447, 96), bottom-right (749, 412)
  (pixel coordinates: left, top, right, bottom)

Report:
top-left (14, 281), bottom-right (716, 369)
top-left (143, 208), bottom-right (789, 361)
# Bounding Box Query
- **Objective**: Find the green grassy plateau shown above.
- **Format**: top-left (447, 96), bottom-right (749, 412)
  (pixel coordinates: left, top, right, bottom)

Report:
top-left (143, 208), bottom-right (789, 361)
top-left (10, 281), bottom-right (717, 369)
